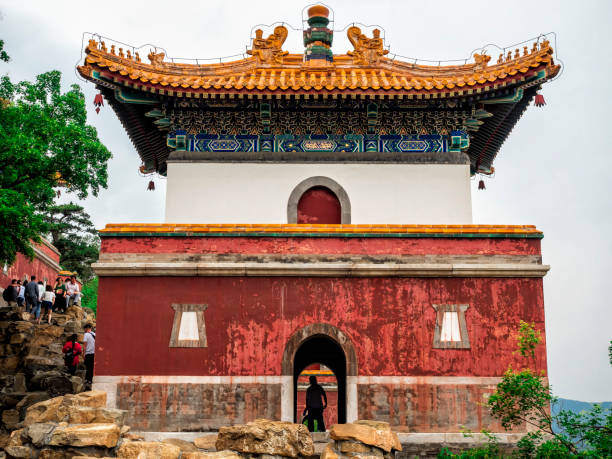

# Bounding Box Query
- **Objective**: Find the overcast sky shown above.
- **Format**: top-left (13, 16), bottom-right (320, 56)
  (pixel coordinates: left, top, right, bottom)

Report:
top-left (1, 0), bottom-right (611, 401)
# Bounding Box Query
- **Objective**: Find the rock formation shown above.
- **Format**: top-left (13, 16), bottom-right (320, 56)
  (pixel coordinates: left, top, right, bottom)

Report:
top-left (0, 304), bottom-right (96, 436)
top-left (323, 421), bottom-right (402, 459)
top-left (216, 419), bottom-right (315, 458)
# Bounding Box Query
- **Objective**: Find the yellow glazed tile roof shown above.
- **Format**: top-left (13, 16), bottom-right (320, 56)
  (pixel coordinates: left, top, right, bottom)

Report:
top-left (99, 223), bottom-right (542, 236)
top-left (78, 29), bottom-right (559, 96)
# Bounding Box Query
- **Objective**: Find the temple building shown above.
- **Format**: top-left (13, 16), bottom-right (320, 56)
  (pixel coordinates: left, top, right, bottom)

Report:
top-left (79, 4), bottom-right (559, 448)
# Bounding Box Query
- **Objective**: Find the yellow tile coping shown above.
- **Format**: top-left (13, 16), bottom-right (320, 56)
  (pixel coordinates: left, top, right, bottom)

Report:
top-left (99, 223), bottom-right (542, 235)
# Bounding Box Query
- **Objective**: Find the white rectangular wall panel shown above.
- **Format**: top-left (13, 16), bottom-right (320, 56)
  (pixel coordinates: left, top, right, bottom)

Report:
top-left (165, 162), bottom-right (472, 224)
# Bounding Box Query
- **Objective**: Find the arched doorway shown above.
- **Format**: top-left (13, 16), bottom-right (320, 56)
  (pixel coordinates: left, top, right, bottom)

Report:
top-left (293, 335), bottom-right (347, 425)
top-left (297, 186), bottom-right (341, 224)
top-left (282, 324), bottom-right (358, 424)
top-left (287, 176), bottom-right (351, 224)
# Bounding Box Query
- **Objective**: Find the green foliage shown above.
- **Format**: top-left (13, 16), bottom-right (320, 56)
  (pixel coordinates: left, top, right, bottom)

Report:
top-left (438, 431), bottom-right (502, 458)
top-left (42, 203), bottom-right (99, 281)
top-left (516, 320), bottom-right (542, 359)
top-left (0, 69), bottom-right (111, 266)
top-left (516, 431), bottom-right (574, 458)
top-left (0, 189), bottom-right (45, 266)
top-left (81, 277), bottom-right (98, 316)
top-left (0, 39), bottom-right (9, 62)
top-left (487, 368), bottom-right (555, 432)
top-left (555, 404), bottom-right (612, 456)
top-left (449, 321), bottom-right (611, 458)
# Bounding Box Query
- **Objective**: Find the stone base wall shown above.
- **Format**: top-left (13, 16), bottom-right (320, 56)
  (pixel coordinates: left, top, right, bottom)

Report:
top-left (111, 381), bottom-right (281, 431)
top-left (358, 382), bottom-right (503, 432)
top-left (94, 377), bottom-right (521, 434)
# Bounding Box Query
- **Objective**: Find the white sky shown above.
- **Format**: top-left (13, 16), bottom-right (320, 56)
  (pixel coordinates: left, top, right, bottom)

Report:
top-left (1, 0), bottom-right (611, 401)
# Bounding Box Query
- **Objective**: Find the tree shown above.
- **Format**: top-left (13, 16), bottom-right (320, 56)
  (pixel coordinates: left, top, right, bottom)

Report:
top-left (42, 203), bottom-right (100, 280)
top-left (81, 276), bottom-right (98, 315)
top-left (41, 203), bottom-right (99, 281)
top-left (438, 323), bottom-right (612, 458)
top-left (484, 323), bottom-right (610, 457)
top-left (0, 39), bottom-right (9, 62)
top-left (0, 61), bottom-right (111, 266)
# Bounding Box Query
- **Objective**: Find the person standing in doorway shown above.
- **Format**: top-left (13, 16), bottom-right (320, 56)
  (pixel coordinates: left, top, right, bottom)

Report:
top-left (304, 375), bottom-right (327, 432)
top-left (83, 324), bottom-right (96, 387)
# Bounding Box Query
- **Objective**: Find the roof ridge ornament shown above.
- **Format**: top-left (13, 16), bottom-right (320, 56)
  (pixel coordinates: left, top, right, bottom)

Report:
top-left (473, 53), bottom-right (491, 71)
top-left (347, 26), bottom-right (389, 66)
top-left (303, 5), bottom-right (334, 66)
top-left (247, 25), bottom-right (289, 65)
top-left (148, 50), bottom-right (166, 67)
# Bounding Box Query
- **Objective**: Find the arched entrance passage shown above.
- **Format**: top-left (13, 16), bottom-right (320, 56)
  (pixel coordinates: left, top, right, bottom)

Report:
top-left (282, 324), bottom-right (358, 424)
top-left (294, 336), bottom-right (346, 424)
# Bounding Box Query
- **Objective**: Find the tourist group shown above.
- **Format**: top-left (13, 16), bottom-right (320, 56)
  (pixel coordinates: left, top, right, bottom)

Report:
top-left (2, 274), bottom-right (81, 324)
top-left (2, 274), bottom-right (95, 387)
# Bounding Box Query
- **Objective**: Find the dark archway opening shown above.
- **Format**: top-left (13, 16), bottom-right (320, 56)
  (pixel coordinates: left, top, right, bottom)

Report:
top-left (297, 186), bottom-right (341, 224)
top-left (293, 335), bottom-right (347, 426)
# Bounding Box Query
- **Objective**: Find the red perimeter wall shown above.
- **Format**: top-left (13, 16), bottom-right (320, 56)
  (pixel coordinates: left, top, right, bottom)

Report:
top-left (0, 240), bottom-right (61, 289)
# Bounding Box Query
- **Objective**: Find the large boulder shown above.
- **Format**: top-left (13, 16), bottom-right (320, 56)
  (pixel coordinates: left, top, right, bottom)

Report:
top-left (23, 356), bottom-right (63, 373)
top-left (321, 443), bottom-right (339, 459)
top-left (194, 434), bottom-right (218, 451)
top-left (39, 448), bottom-right (112, 459)
top-left (161, 438), bottom-right (199, 452)
top-left (4, 445), bottom-right (34, 458)
top-left (0, 355), bottom-right (20, 371)
top-left (25, 422), bottom-right (56, 447)
top-left (48, 423), bottom-right (120, 448)
top-left (329, 421), bottom-right (402, 453)
top-left (61, 391), bottom-right (107, 410)
top-left (116, 440), bottom-right (181, 458)
top-left (67, 407), bottom-right (126, 426)
top-left (23, 396), bottom-right (63, 426)
top-left (183, 452), bottom-right (241, 459)
top-left (2, 408), bottom-right (20, 430)
top-left (29, 326), bottom-right (64, 347)
top-left (24, 391), bottom-right (108, 426)
top-left (216, 419), bottom-right (314, 458)
top-left (65, 306), bottom-right (86, 321)
top-left (28, 371), bottom-right (74, 396)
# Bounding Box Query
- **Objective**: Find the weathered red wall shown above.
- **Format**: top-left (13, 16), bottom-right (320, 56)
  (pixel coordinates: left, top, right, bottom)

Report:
top-left (0, 241), bottom-right (61, 288)
top-left (100, 236), bottom-right (541, 257)
top-left (96, 275), bottom-right (546, 377)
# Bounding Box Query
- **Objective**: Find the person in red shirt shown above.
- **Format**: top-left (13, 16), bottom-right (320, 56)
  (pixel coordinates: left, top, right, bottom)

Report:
top-left (62, 334), bottom-right (82, 376)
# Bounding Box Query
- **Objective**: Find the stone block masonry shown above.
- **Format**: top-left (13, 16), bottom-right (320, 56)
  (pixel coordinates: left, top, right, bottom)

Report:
top-left (116, 382), bottom-right (281, 432)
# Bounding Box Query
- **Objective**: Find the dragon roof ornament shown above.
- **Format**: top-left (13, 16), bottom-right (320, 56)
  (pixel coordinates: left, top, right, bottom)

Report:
top-left (247, 26), bottom-right (289, 65)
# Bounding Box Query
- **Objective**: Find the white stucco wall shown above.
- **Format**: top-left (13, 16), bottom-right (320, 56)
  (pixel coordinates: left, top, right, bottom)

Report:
top-left (164, 162), bottom-right (472, 224)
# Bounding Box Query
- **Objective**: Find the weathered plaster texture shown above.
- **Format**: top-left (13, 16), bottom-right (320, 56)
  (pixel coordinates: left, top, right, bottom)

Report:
top-left (116, 382), bottom-right (281, 431)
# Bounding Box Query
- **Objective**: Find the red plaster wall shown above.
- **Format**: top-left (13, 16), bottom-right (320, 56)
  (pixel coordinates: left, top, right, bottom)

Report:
top-left (101, 236), bottom-right (541, 256)
top-left (96, 275), bottom-right (546, 377)
top-left (0, 241), bottom-right (60, 288)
